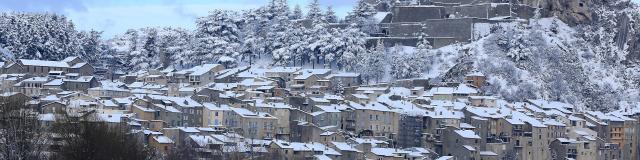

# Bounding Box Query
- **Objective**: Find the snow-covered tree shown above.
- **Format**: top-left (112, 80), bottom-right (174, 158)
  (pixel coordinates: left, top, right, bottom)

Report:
top-left (305, 0), bottom-right (334, 68)
top-left (416, 32), bottom-right (433, 51)
top-left (77, 30), bottom-right (103, 64)
top-left (266, 1), bottom-right (294, 66)
top-left (326, 6), bottom-right (338, 23)
top-left (306, 0), bottom-right (323, 21)
top-left (194, 10), bottom-right (242, 67)
top-left (347, 0), bottom-right (378, 33)
top-left (288, 24), bottom-right (309, 67)
top-left (268, 0), bottom-right (289, 18)
top-left (358, 40), bottom-right (386, 83)
top-left (0, 13), bottom-right (86, 60)
top-left (307, 22), bottom-right (335, 68)
top-left (291, 4), bottom-right (304, 20)
top-left (157, 27), bottom-right (193, 69)
top-left (389, 44), bottom-right (425, 79)
top-left (336, 24), bottom-right (367, 71)
top-left (108, 27), bottom-right (193, 71)
top-left (240, 9), bottom-right (269, 65)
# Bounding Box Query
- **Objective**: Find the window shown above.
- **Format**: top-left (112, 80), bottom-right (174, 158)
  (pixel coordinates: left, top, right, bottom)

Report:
top-left (215, 112), bottom-right (219, 116)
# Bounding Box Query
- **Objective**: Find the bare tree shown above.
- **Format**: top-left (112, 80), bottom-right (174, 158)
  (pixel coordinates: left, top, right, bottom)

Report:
top-left (0, 94), bottom-right (50, 159)
top-left (52, 112), bottom-right (157, 160)
top-left (165, 142), bottom-right (196, 160)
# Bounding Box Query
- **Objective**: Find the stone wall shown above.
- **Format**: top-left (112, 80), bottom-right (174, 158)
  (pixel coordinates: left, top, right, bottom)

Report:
top-left (423, 18), bottom-right (476, 42)
top-left (387, 23), bottom-right (423, 37)
top-left (431, 0), bottom-right (497, 5)
top-left (385, 18), bottom-right (475, 44)
top-left (453, 3), bottom-right (511, 19)
top-left (392, 6), bottom-right (445, 22)
top-left (511, 4), bottom-right (537, 19)
top-left (366, 37), bottom-right (456, 48)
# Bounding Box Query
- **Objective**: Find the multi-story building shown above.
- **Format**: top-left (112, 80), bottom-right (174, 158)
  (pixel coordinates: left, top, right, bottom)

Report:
top-left (224, 107), bottom-right (277, 139)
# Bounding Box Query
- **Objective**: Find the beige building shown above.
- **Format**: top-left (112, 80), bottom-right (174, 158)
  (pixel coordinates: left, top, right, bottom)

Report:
top-left (186, 64), bottom-right (224, 86)
top-left (202, 103), bottom-right (231, 128)
top-left (14, 77), bottom-right (49, 96)
top-left (254, 101), bottom-right (292, 141)
top-left (224, 107), bottom-right (277, 139)
top-left (150, 135), bottom-right (174, 154)
top-left (348, 102), bottom-right (398, 137)
top-left (17, 56), bottom-right (94, 76)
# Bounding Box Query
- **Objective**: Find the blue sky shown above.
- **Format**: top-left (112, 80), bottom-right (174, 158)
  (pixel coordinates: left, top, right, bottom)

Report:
top-left (0, 0), bottom-right (357, 38)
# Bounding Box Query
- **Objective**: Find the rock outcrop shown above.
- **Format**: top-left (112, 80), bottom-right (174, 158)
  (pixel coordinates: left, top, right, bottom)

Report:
top-left (521, 0), bottom-right (594, 26)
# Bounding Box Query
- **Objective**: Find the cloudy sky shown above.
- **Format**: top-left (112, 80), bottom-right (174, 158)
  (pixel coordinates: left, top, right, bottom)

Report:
top-left (0, 0), bottom-right (357, 38)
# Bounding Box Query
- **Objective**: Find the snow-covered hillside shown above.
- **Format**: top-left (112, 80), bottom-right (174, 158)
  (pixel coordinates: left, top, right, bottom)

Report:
top-left (417, 17), bottom-right (640, 111)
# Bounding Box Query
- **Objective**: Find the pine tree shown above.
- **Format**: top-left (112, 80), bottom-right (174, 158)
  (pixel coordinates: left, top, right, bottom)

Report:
top-left (336, 24), bottom-right (367, 71)
top-left (347, 0), bottom-right (378, 34)
top-left (240, 9), bottom-right (268, 65)
top-left (307, 0), bottom-right (323, 21)
top-left (292, 5), bottom-right (304, 20)
top-left (288, 24), bottom-right (309, 67)
top-left (0, 13), bottom-right (86, 60)
top-left (389, 44), bottom-right (426, 79)
top-left (77, 30), bottom-right (103, 64)
top-left (358, 40), bottom-right (386, 83)
top-left (307, 19), bottom-right (333, 68)
top-left (349, 0), bottom-right (376, 21)
top-left (326, 6), bottom-right (338, 23)
top-left (269, 10), bottom-right (293, 66)
top-left (127, 27), bottom-right (161, 70)
top-left (306, 0), bottom-right (332, 68)
top-left (157, 27), bottom-right (193, 69)
top-left (194, 10), bottom-right (242, 67)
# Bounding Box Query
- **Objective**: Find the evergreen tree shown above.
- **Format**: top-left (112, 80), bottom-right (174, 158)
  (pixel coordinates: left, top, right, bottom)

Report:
top-left (358, 40), bottom-right (386, 83)
top-left (291, 4), bottom-right (304, 20)
top-left (194, 10), bottom-right (242, 67)
top-left (307, 18), bottom-right (333, 68)
top-left (306, 0), bottom-right (323, 21)
top-left (0, 13), bottom-right (86, 60)
top-left (77, 30), bottom-right (103, 64)
top-left (158, 27), bottom-right (193, 69)
top-left (269, 7), bottom-right (293, 66)
top-left (389, 44), bottom-right (426, 79)
top-left (288, 24), bottom-right (309, 66)
top-left (240, 9), bottom-right (268, 65)
top-left (347, 0), bottom-right (378, 34)
top-left (336, 24), bottom-right (367, 71)
top-left (326, 6), bottom-right (338, 23)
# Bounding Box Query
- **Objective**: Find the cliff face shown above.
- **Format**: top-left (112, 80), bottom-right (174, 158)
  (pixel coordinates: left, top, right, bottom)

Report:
top-left (521, 0), bottom-right (640, 64)
top-left (521, 0), bottom-right (594, 26)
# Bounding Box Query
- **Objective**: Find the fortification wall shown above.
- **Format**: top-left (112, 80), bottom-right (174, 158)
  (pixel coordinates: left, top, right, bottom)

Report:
top-left (366, 37), bottom-right (456, 48)
top-left (392, 6), bottom-right (445, 22)
top-left (453, 3), bottom-right (511, 19)
top-left (423, 18), bottom-right (475, 43)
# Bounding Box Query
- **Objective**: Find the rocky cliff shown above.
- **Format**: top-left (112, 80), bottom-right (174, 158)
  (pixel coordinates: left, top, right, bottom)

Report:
top-left (521, 0), bottom-right (594, 26)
